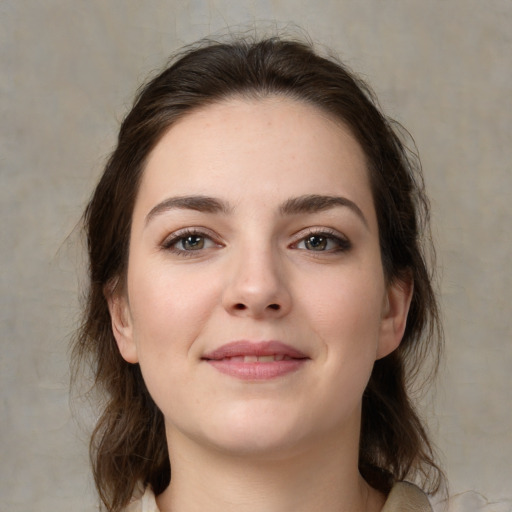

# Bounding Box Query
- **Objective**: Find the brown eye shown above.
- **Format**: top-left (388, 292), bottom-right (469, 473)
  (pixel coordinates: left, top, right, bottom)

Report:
top-left (294, 231), bottom-right (351, 253)
top-left (304, 235), bottom-right (328, 251)
top-left (180, 235), bottom-right (205, 250)
top-left (162, 230), bottom-right (219, 255)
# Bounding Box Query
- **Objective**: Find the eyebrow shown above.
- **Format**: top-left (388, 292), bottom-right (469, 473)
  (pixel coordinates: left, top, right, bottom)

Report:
top-left (145, 193), bottom-right (368, 228)
top-left (145, 195), bottom-right (232, 225)
top-left (280, 194), bottom-right (368, 228)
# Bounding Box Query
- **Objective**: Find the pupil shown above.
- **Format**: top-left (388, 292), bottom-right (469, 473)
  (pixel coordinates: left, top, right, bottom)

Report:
top-left (306, 236), bottom-right (327, 250)
top-left (184, 235), bottom-right (204, 250)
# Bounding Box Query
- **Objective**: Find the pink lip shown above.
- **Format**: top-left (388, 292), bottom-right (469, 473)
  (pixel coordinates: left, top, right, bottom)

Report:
top-left (202, 341), bottom-right (309, 380)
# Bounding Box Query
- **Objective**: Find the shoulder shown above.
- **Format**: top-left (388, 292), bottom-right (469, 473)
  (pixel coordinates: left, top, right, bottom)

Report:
top-left (122, 486), bottom-right (159, 512)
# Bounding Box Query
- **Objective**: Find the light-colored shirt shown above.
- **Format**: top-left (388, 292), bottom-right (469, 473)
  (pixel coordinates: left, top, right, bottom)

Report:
top-left (123, 481), bottom-right (512, 511)
top-left (124, 481), bottom-right (434, 511)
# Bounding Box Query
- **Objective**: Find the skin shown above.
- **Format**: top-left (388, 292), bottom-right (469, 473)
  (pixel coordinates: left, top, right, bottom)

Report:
top-left (108, 97), bottom-right (412, 512)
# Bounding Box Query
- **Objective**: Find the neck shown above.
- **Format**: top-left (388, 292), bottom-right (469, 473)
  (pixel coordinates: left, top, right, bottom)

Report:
top-left (156, 426), bottom-right (385, 512)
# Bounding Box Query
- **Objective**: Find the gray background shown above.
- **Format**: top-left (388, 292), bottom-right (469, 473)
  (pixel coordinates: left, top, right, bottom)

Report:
top-left (1, 1), bottom-right (511, 510)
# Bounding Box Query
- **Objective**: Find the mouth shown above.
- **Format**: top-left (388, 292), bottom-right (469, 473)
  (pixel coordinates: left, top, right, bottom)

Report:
top-left (212, 354), bottom-right (296, 363)
top-left (202, 341), bottom-right (309, 380)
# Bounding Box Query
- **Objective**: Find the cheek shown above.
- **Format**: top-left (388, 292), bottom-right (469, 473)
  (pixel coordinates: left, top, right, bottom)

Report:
top-left (125, 264), bottom-right (219, 421)
top-left (126, 261), bottom-right (220, 364)
top-left (301, 265), bottom-right (385, 344)
top-left (300, 269), bottom-right (385, 413)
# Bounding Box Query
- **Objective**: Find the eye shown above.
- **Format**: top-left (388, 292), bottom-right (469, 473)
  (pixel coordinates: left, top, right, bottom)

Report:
top-left (178, 234), bottom-right (207, 251)
top-left (162, 229), bottom-right (220, 255)
top-left (302, 234), bottom-right (330, 251)
top-left (294, 230), bottom-right (351, 253)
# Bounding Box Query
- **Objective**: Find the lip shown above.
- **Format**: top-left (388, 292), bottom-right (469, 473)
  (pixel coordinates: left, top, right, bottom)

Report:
top-left (202, 341), bottom-right (309, 380)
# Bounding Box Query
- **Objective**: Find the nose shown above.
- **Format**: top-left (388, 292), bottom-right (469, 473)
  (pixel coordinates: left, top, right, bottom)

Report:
top-left (222, 246), bottom-right (292, 319)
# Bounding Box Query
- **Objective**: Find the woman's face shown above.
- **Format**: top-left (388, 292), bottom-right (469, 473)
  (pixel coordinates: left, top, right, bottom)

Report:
top-left (109, 97), bottom-right (411, 457)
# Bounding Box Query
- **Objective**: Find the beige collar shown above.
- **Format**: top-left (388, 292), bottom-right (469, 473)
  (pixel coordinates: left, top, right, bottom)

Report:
top-left (381, 482), bottom-right (433, 512)
top-left (126, 481), bottom-right (433, 512)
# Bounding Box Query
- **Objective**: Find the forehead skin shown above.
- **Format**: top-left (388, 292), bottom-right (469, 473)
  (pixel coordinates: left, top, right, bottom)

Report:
top-left (135, 96), bottom-right (377, 236)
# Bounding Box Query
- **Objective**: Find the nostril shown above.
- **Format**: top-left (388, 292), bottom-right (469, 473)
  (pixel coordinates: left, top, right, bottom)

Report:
top-left (231, 303), bottom-right (281, 312)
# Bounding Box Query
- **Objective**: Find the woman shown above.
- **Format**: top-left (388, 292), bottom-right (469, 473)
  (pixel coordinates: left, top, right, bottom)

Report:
top-left (73, 36), bottom-right (443, 512)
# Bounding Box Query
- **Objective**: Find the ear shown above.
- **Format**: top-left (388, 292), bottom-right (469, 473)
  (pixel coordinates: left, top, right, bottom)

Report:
top-left (377, 274), bottom-right (413, 360)
top-left (105, 284), bottom-right (139, 364)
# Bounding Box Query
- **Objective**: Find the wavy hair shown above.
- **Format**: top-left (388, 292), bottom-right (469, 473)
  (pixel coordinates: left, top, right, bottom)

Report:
top-left (72, 36), bottom-right (444, 511)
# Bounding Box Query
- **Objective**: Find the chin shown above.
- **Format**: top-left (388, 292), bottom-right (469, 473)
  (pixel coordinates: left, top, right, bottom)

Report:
top-left (207, 429), bottom-right (306, 460)
top-left (192, 403), bottom-right (325, 459)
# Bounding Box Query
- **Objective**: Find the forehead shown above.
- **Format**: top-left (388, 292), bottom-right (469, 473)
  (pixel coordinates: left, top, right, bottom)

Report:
top-left (136, 96), bottom-right (374, 221)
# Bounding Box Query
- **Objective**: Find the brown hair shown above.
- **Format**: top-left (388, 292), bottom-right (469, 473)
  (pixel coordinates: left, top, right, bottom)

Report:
top-left (72, 36), bottom-right (443, 511)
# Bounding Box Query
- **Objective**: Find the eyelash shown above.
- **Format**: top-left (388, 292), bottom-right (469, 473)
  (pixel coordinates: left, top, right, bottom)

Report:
top-left (291, 228), bottom-right (352, 254)
top-left (161, 228), bottom-right (221, 256)
top-left (161, 228), bottom-right (351, 256)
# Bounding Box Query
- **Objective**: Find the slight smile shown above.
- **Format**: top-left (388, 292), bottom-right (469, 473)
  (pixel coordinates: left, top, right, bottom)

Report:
top-left (202, 341), bottom-right (310, 380)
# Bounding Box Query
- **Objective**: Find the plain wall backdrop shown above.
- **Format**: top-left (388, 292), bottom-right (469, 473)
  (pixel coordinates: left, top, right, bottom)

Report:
top-left (1, 1), bottom-right (511, 510)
